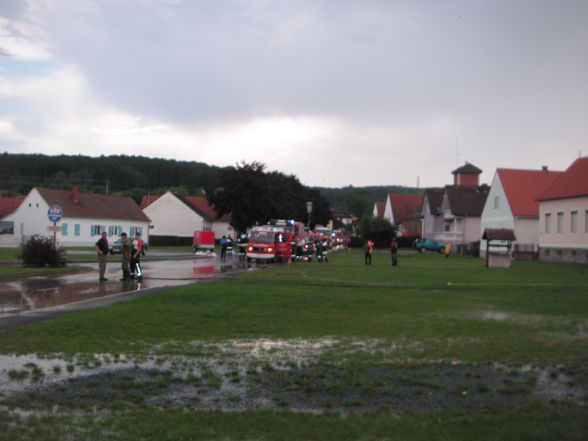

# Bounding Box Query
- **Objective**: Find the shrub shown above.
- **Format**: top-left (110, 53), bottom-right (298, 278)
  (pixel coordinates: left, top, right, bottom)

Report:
top-left (20, 235), bottom-right (67, 267)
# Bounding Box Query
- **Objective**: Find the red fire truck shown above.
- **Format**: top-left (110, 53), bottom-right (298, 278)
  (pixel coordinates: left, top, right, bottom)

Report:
top-left (246, 220), bottom-right (305, 262)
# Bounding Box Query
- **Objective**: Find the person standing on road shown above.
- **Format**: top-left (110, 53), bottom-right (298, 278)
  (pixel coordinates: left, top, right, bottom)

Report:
top-left (390, 238), bottom-right (398, 266)
top-left (220, 235), bottom-right (228, 262)
top-left (120, 232), bottom-right (132, 280)
top-left (95, 231), bottom-right (109, 282)
top-left (131, 232), bottom-right (144, 280)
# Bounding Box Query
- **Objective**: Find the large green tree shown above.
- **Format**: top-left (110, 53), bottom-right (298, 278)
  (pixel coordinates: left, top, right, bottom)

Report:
top-left (358, 215), bottom-right (397, 247)
top-left (206, 161), bottom-right (331, 233)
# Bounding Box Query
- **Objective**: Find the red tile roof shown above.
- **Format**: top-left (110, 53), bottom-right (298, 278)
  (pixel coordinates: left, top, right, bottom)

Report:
top-left (0, 197), bottom-right (24, 218)
top-left (374, 201), bottom-right (385, 216)
top-left (36, 188), bottom-right (150, 222)
top-left (180, 196), bottom-right (231, 222)
top-left (388, 193), bottom-right (424, 222)
top-left (140, 195), bottom-right (161, 209)
top-left (497, 168), bottom-right (563, 217)
top-left (537, 157), bottom-right (588, 201)
top-left (142, 193), bottom-right (231, 222)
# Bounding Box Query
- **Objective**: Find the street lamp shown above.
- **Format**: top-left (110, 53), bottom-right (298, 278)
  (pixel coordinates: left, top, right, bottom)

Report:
top-left (306, 201), bottom-right (313, 228)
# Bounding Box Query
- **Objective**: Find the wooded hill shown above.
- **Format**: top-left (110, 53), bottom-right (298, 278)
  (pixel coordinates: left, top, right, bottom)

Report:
top-left (0, 153), bottom-right (418, 217)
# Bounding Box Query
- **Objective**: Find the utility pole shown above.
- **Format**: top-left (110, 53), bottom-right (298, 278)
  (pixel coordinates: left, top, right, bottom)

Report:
top-left (105, 180), bottom-right (110, 195)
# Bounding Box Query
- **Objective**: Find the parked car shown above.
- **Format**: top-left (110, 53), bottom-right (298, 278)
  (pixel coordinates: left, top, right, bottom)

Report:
top-left (109, 238), bottom-right (124, 254)
top-left (109, 238), bottom-right (148, 255)
top-left (414, 238), bottom-right (445, 253)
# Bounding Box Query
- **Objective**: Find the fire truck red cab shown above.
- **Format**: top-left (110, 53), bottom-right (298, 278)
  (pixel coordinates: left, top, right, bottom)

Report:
top-left (246, 220), bottom-right (305, 262)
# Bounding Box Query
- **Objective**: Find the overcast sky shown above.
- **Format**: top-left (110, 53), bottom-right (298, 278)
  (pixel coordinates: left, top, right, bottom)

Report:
top-left (1, 0), bottom-right (587, 188)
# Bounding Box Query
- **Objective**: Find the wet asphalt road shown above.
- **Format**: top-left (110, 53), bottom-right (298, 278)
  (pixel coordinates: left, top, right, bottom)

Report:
top-left (0, 254), bottom-right (252, 331)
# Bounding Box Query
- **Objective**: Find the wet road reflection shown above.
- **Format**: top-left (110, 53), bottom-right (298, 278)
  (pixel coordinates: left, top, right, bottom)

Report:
top-left (0, 257), bottom-right (248, 316)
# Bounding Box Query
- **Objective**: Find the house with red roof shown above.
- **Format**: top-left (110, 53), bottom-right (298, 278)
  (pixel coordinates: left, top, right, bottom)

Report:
top-left (0, 187), bottom-right (150, 247)
top-left (0, 197), bottom-right (25, 236)
top-left (142, 191), bottom-right (231, 243)
top-left (536, 157), bottom-right (588, 264)
top-left (480, 167), bottom-right (563, 258)
top-left (372, 201), bottom-right (385, 217)
top-left (383, 193), bottom-right (424, 238)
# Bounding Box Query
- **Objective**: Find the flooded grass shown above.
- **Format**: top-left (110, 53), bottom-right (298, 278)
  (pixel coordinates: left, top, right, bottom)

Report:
top-left (0, 251), bottom-right (587, 439)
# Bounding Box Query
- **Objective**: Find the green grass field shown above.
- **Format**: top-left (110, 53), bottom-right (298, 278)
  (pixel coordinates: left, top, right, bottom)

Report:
top-left (0, 249), bottom-right (587, 440)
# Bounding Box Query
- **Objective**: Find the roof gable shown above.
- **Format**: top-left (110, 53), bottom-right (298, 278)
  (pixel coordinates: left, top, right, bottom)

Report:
top-left (497, 168), bottom-right (563, 216)
top-left (388, 193), bottom-right (424, 222)
top-left (36, 188), bottom-right (150, 222)
top-left (374, 201), bottom-right (385, 216)
top-left (445, 186), bottom-right (489, 216)
top-left (537, 157), bottom-right (588, 201)
top-left (424, 188), bottom-right (444, 215)
top-left (142, 192), bottom-right (231, 222)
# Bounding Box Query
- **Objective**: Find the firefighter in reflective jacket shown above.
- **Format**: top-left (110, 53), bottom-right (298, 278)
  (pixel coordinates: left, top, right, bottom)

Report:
top-left (237, 233), bottom-right (249, 260)
top-left (131, 232), bottom-right (144, 280)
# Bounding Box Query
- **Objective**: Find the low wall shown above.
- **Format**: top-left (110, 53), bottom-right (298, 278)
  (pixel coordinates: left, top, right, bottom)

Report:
top-left (539, 247), bottom-right (588, 265)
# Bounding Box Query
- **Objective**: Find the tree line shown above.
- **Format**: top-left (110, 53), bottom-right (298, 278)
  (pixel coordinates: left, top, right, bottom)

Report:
top-left (0, 153), bottom-right (419, 234)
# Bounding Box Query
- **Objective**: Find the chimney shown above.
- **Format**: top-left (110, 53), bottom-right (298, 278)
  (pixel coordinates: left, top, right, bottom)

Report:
top-left (542, 165), bottom-right (548, 171)
top-left (72, 186), bottom-right (79, 204)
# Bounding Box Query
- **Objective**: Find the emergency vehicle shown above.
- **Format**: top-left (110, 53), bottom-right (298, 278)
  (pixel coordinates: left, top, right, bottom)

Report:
top-left (193, 231), bottom-right (215, 255)
top-left (246, 220), bottom-right (305, 262)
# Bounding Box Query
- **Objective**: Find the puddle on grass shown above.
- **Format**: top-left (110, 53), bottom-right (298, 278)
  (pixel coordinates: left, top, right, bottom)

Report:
top-left (0, 339), bottom-right (586, 413)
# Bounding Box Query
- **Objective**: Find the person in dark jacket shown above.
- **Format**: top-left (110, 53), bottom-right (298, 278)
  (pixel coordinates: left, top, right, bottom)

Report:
top-left (390, 238), bottom-right (398, 266)
top-left (120, 232), bottom-right (132, 280)
top-left (95, 231), bottom-right (109, 281)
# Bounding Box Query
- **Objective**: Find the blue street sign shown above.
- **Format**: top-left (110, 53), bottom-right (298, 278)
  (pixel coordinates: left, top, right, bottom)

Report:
top-left (47, 204), bottom-right (63, 223)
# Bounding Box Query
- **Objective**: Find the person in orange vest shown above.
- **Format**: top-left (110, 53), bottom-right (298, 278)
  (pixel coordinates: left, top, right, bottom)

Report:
top-left (364, 240), bottom-right (374, 265)
top-left (444, 242), bottom-right (453, 258)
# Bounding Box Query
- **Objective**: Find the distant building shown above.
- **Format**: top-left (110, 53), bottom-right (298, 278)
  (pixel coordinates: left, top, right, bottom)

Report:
top-left (0, 187), bottom-right (149, 247)
top-left (383, 193), bottom-right (424, 239)
top-left (537, 157), bottom-right (588, 264)
top-left (372, 201), bottom-right (385, 217)
top-left (141, 191), bottom-right (231, 243)
top-left (419, 163), bottom-right (489, 249)
top-left (420, 188), bottom-right (444, 239)
top-left (480, 167), bottom-right (562, 258)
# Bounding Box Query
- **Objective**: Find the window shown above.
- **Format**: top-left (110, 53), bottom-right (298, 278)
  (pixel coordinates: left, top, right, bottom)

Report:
top-left (557, 212), bottom-right (564, 233)
top-left (129, 226), bottom-right (143, 236)
top-left (545, 213), bottom-right (551, 233)
top-left (493, 196), bottom-right (499, 209)
top-left (61, 223), bottom-right (68, 236)
top-left (74, 224), bottom-right (80, 236)
top-left (90, 225), bottom-right (106, 235)
top-left (585, 210), bottom-right (588, 233)
top-left (571, 211), bottom-right (578, 233)
top-left (0, 221), bottom-right (14, 234)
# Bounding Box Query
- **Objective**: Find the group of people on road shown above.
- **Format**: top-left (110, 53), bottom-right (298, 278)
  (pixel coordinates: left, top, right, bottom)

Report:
top-left (94, 231), bottom-right (144, 282)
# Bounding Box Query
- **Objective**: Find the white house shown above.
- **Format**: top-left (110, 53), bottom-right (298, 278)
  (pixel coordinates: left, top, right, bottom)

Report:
top-left (537, 157), bottom-right (588, 264)
top-left (420, 163), bottom-right (488, 248)
top-left (382, 193), bottom-right (424, 238)
top-left (141, 191), bottom-right (232, 242)
top-left (480, 167), bottom-right (562, 257)
top-left (420, 188), bottom-right (444, 239)
top-left (0, 187), bottom-right (150, 247)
